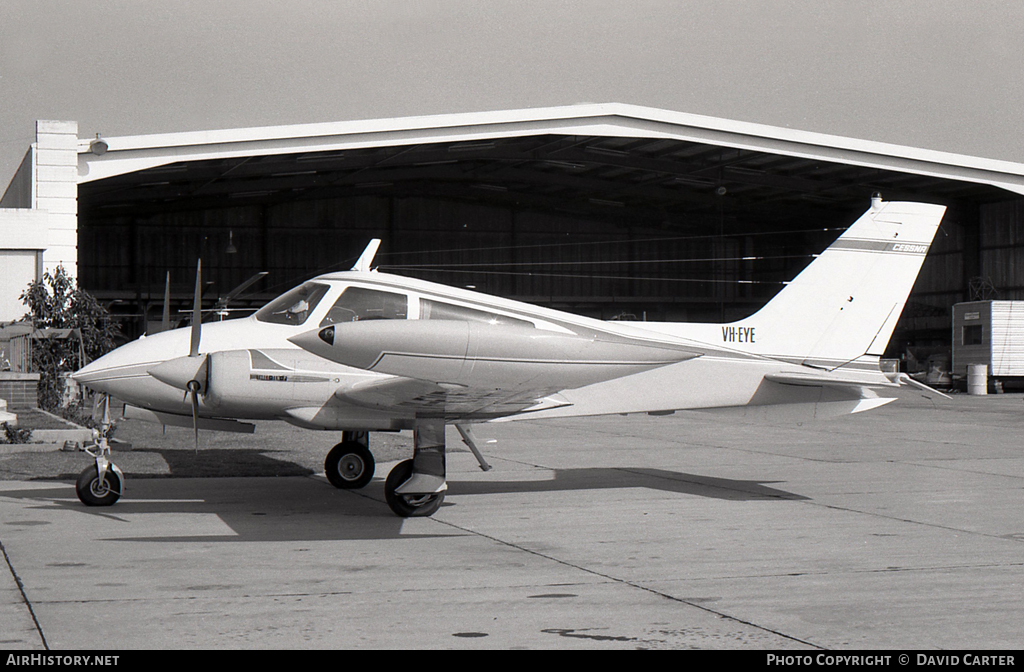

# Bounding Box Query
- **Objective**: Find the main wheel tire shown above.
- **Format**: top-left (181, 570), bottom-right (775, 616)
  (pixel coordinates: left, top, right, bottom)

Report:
top-left (76, 465), bottom-right (122, 507)
top-left (324, 441), bottom-right (375, 489)
top-left (384, 459), bottom-right (445, 518)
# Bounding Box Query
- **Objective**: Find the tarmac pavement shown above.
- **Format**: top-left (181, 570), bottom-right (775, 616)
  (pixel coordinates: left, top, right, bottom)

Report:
top-left (1, 389), bottom-right (1022, 650)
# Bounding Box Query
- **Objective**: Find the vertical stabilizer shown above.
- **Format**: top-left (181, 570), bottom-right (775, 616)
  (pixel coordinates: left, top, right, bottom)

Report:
top-left (735, 199), bottom-right (945, 367)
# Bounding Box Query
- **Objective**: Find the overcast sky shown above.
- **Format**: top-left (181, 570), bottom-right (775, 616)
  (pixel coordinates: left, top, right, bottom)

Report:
top-left (2, 0), bottom-right (1023, 186)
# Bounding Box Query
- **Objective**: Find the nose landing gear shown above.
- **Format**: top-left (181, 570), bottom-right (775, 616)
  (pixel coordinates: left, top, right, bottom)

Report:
top-left (75, 394), bottom-right (123, 507)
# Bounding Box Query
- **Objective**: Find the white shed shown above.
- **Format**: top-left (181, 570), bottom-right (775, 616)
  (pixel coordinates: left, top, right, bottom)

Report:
top-left (952, 301), bottom-right (1024, 378)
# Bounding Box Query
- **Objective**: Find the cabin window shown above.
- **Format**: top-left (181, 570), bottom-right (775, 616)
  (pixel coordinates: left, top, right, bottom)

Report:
top-left (320, 287), bottom-right (408, 325)
top-left (419, 299), bottom-right (533, 328)
top-left (255, 282), bottom-right (330, 326)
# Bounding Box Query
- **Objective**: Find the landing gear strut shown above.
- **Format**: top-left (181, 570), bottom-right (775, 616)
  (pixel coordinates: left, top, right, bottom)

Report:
top-left (324, 431), bottom-right (375, 489)
top-left (76, 394), bottom-right (123, 507)
top-left (384, 419), bottom-right (447, 517)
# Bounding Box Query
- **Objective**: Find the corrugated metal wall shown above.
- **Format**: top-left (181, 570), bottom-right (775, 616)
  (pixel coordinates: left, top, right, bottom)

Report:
top-left (980, 199), bottom-right (1024, 299)
top-left (82, 194), bottom-right (814, 327)
top-left (83, 194), bottom-right (1024, 345)
top-left (991, 301), bottom-right (1024, 376)
top-left (911, 209), bottom-right (966, 312)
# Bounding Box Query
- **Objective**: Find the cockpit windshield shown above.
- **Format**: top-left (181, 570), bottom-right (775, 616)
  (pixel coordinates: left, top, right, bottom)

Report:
top-left (255, 282), bottom-right (330, 326)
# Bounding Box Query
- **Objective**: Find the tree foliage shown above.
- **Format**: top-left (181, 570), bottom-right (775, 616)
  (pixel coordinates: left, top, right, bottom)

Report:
top-left (19, 266), bottom-right (122, 411)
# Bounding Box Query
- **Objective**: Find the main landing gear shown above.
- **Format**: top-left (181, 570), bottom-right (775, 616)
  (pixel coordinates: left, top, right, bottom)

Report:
top-left (324, 420), bottom-right (497, 518)
top-left (324, 423), bottom-right (449, 517)
top-left (384, 419), bottom-right (447, 518)
top-left (324, 431), bottom-right (376, 489)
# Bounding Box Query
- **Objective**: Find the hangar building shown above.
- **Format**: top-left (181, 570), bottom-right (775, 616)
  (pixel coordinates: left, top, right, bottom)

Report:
top-left (4, 103), bottom-right (1024, 364)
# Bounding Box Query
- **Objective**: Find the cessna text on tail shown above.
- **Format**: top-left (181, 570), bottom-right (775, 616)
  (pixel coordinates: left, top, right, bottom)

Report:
top-left (73, 199), bottom-right (946, 517)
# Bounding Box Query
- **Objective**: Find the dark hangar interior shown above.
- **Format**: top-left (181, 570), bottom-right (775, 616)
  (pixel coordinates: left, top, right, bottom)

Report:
top-left (77, 132), bottom-right (1022, 360)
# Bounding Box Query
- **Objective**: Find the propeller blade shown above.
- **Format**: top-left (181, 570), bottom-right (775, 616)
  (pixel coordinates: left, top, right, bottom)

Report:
top-left (189, 385), bottom-right (200, 454)
top-left (100, 394), bottom-right (111, 427)
top-left (91, 392), bottom-right (105, 424)
top-left (190, 260), bottom-right (202, 358)
top-left (216, 271), bottom-right (268, 310)
top-left (161, 271), bottom-right (171, 334)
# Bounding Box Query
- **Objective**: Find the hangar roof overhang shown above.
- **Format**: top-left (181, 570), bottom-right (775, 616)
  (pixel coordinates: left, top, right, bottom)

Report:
top-left (76, 102), bottom-right (1024, 230)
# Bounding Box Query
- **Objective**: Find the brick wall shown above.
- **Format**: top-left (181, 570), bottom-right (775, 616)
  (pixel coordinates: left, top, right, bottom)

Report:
top-left (0, 373), bottom-right (40, 409)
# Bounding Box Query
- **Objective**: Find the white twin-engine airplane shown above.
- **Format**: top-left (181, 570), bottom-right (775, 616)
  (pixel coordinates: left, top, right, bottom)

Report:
top-left (73, 198), bottom-right (947, 517)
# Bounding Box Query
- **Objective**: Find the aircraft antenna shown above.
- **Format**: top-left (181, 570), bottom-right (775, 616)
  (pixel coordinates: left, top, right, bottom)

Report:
top-left (352, 239), bottom-right (382, 272)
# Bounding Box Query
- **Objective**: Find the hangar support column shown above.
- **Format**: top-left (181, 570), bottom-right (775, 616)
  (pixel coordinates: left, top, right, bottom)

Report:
top-left (0, 120), bottom-right (77, 321)
top-left (960, 203), bottom-right (981, 299)
top-left (33, 120), bottom-right (79, 278)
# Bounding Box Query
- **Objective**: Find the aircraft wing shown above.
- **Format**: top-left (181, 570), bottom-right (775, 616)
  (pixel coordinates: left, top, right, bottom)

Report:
top-left (335, 374), bottom-right (570, 418)
top-left (290, 320), bottom-right (699, 420)
top-left (123, 404), bottom-right (256, 433)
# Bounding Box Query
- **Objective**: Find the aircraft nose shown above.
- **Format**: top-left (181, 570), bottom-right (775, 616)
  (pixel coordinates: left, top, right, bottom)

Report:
top-left (72, 353), bottom-right (113, 382)
top-left (71, 352), bottom-right (119, 392)
top-left (71, 336), bottom-right (168, 395)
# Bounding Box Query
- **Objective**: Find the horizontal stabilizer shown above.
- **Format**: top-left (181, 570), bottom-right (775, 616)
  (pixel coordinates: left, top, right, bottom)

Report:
top-left (896, 373), bottom-right (952, 400)
top-left (692, 395), bottom-right (897, 422)
top-left (764, 372), bottom-right (898, 390)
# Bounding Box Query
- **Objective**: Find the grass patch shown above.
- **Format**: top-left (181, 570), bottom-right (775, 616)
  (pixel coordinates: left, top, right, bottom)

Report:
top-left (9, 409), bottom-right (82, 430)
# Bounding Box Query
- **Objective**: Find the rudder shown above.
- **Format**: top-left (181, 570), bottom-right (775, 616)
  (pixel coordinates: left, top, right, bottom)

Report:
top-left (736, 198), bottom-right (945, 367)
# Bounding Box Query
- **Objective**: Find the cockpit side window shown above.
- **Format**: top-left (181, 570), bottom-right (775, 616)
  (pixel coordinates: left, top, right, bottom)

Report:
top-left (420, 299), bottom-right (533, 328)
top-left (320, 287), bottom-right (408, 326)
top-left (254, 282), bottom-right (330, 326)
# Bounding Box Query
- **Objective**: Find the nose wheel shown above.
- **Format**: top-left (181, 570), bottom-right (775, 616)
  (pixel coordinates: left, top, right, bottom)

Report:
top-left (76, 463), bottom-right (122, 506)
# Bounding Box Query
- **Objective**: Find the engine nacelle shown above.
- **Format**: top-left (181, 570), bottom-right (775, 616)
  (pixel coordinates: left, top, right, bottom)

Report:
top-left (290, 320), bottom-right (697, 390)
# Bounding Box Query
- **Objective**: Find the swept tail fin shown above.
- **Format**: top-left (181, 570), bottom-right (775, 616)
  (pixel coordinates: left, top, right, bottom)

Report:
top-left (735, 199), bottom-right (945, 366)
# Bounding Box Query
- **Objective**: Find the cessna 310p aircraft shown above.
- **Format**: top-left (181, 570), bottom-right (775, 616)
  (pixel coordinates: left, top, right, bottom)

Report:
top-left (72, 197), bottom-right (947, 517)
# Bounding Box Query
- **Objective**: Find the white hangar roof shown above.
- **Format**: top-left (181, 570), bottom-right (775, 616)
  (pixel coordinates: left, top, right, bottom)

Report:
top-left (77, 102), bottom-right (1024, 198)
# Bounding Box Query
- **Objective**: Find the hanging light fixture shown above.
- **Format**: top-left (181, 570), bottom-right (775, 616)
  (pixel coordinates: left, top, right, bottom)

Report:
top-left (226, 231), bottom-right (237, 254)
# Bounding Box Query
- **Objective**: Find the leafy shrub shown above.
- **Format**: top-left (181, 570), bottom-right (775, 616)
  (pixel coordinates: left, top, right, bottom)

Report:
top-left (19, 267), bottom-right (122, 411)
top-left (1, 422), bottom-right (33, 444)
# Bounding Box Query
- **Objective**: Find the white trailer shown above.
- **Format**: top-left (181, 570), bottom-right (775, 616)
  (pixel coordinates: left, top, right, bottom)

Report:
top-left (952, 301), bottom-right (1024, 380)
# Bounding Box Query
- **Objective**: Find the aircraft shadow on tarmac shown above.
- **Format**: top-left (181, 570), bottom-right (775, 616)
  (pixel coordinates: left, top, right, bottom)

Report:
top-left (50, 448), bottom-right (318, 480)
top-left (446, 467), bottom-right (809, 503)
top-left (1, 467), bottom-right (806, 543)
